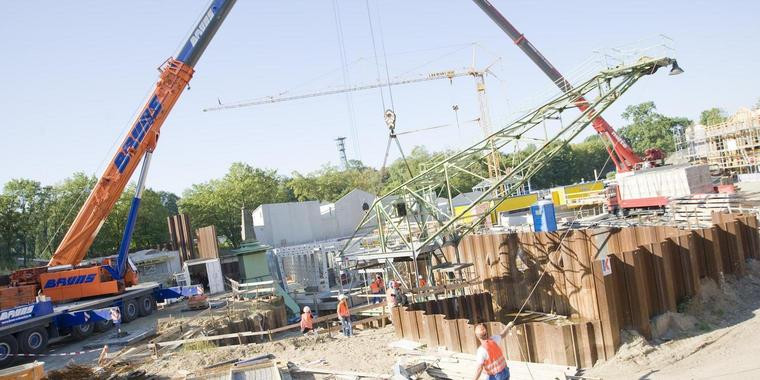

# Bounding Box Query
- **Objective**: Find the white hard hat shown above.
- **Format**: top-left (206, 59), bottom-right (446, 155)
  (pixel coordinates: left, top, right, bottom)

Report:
top-left (303, 306), bottom-right (311, 313)
top-left (338, 294), bottom-right (347, 300)
top-left (418, 275), bottom-right (423, 279)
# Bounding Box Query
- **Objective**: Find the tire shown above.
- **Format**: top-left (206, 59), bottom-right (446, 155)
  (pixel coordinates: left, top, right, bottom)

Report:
top-left (138, 295), bottom-right (154, 316)
top-left (94, 320), bottom-right (113, 333)
top-left (0, 335), bottom-right (19, 367)
top-left (18, 327), bottom-right (48, 355)
top-left (70, 323), bottom-right (95, 340)
top-left (122, 299), bottom-right (139, 323)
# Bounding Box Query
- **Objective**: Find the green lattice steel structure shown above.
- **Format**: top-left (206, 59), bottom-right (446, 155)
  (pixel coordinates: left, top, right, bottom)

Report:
top-left (340, 56), bottom-right (681, 265)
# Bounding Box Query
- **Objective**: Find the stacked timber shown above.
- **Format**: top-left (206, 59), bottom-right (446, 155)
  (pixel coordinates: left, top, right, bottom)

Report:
top-left (0, 285), bottom-right (36, 309)
top-left (666, 193), bottom-right (757, 225)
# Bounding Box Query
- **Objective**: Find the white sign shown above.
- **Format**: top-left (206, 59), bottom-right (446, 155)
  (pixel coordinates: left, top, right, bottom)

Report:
top-left (601, 257), bottom-right (612, 276)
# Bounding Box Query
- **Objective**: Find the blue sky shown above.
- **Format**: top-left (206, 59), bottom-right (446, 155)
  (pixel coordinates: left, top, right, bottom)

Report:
top-left (1, 1), bottom-right (758, 195)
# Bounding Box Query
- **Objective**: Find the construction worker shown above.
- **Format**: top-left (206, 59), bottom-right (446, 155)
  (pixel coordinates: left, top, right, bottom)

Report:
top-left (472, 322), bottom-right (515, 380)
top-left (386, 280), bottom-right (397, 306)
top-left (393, 280), bottom-right (408, 306)
top-left (375, 274), bottom-right (385, 292)
top-left (418, 275), bottom-right (427, 288)
top-left (369, 278), bottom-right (381, 304)
top-left (300, 306), bottom-right (314, 335)
top-left (337, 294), bottom-right (352, 337)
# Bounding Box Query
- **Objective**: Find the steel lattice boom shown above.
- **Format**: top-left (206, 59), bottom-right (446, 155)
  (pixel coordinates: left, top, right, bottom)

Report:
top-left (340, 56), bottom-right (679, 261)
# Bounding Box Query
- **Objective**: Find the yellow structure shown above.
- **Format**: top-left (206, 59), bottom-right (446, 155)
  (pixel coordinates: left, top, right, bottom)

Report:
top-left (454, 193), bottom-right (538, 224)
top-left (551, 181), bottom-right (605, 208)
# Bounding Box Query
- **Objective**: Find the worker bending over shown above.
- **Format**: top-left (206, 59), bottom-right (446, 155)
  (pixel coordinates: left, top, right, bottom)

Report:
top-left (300, 306), bottom-right (314, 335)
top-left (337, 294), bottom-right (352, 337)
top-left (472, 321), bottom-right (514, 380)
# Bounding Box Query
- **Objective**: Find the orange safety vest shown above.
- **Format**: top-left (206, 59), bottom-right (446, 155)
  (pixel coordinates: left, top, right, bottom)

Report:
top-left (369, 281), bottom-right (380, 293)
top-left (300, 313), bottom-right (313, 329)
top-left (481, 339), bottom-right (507, 375)
top-left (338, 301), bottom-right (350, 317)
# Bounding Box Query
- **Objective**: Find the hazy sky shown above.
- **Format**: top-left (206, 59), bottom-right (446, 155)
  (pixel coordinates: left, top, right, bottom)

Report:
top-left (1, 1), bottom-right (758, 194)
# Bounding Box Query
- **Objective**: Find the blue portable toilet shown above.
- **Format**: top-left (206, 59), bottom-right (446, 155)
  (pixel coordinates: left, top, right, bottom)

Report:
top-left (531, 200), bottom-right (557, 232)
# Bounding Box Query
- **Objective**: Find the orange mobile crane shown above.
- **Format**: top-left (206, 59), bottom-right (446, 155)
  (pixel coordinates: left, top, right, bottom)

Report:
top-left (8, 0), bottom-right (237, 303)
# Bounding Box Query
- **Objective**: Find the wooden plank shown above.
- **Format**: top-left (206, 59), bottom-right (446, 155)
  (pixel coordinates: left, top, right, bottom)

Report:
top-left (441, 318), bottom-right (461, 353)
top-left (561, 231), bottom-right (584, 319)
top-left (401, 308), bottom-right (416, 340)
top-left (592, 257), bottom-right (622, 360)
top-left (715, 223), bottom-right (733, 275)
top-left (434, 314), bottom-right (446, 347)
top-left (726, 221), bottom-right (747, 276)
top-left (422, 314), bottom-right (440, 347)
top-left (686, 232), bottom-right (702, 296)
top-left (747, 215), bottom-right (760, 259)
top-left (573, 321), bottom-right (598, 368)
top-left (576, 230), bottom-right (600, 321)
top-left (524, 323), bottom-right (546, 363)
top-left (653, 240), bottom-right (678, 313)
top-left (458, 319), bottom-right (478, 355)
top-left (414, 310), bottom-right (426, 344)
top-left (622, 249), bottom-right (651, 339)
top-left (639, 244), bottom-right (662, 315)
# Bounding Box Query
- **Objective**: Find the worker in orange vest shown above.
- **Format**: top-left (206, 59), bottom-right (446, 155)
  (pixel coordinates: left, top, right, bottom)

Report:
top-left (369, 279), bottom-right (381, 304)
top-left (472, 322), bottom-right (514, 380)
top-left (300, 306), bottom-right (314, 335)
top-left (418, 275), bottom-right (427, 288)
top-left (375, 274), bottom-right (385, 292)
top-left (337, 294), bottom-right (352, 337)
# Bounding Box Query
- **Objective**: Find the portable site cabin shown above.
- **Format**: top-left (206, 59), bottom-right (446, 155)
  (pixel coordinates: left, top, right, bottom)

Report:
top-left (183, 258), bottom-right (224, 294)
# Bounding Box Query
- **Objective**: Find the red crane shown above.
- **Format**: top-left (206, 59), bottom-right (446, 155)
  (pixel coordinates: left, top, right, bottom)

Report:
top-left (471, 0), bottom-right (648, 172)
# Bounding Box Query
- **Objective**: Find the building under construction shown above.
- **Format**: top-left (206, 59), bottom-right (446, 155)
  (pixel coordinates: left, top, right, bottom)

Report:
top-left (676, 107), bottom-right (760, 175)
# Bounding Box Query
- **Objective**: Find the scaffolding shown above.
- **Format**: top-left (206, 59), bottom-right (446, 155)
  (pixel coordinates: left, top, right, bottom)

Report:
top-left (676, 108), bottom-right (760, 174)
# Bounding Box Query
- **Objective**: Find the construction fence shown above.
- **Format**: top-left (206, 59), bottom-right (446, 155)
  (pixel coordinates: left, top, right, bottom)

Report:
top-left (390, 212), bottom-right (760, 367)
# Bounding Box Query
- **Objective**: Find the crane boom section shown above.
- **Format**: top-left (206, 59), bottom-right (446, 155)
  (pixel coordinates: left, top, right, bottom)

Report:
top-left (471, 0), bottom-right (642, 172)
top-left (48, 0), bottom-right (237, 267)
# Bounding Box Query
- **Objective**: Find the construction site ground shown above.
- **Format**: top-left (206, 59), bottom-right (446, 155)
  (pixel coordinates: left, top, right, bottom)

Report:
top-left (33, 260), bottom-right (760, 379)
top-left (40, 302), bottom-right (210, 373)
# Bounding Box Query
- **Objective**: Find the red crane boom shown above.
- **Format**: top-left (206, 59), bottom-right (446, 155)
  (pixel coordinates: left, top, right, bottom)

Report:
top-left (471, 0), bottom-right (643, 172)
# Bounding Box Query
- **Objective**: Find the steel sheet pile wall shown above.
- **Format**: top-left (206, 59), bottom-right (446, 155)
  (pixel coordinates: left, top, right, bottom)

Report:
top-left (393, 212), bottom-right (760, 367)
top-left (390, 293), bottom-right (599, 367)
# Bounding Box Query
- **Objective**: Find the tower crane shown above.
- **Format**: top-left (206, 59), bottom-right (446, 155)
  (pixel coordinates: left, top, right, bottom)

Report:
top-left (203, 66), bottom-right (504, 180)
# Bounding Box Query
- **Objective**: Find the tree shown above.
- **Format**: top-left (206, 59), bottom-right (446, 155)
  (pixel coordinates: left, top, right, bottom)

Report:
top-left (618, 102), bottom-right (691, 154)
top-left (89, 186), bottom-right (172, 256)
top-left (699, 107), bottom-right (726, 126)
top-left (0, 195), bottom-right (20, 269)
top-left (158, 191), bottom-right (180, 215)
top-left (288, 163), bottom-right (381, 202)
top-left (179, 163), bottom-right (292, 248)
top-left (42, 173), bottom-right (96, 259)
top-left (2, 179), bottom-right (53, 265)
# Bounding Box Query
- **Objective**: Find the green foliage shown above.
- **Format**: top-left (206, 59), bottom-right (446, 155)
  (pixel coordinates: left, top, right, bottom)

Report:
top-left (699, 108), bottom-right (726, 126)
top-left (179, 163), bottom-right (293, 248)
top-left (90, 186), bottom-right (172, 256)
top-left (619, 102), bottom-right (691, 154)
top-left (0, 172), bottom-right (177, 268)
top-left (288, 163), bottom-right (380, 202)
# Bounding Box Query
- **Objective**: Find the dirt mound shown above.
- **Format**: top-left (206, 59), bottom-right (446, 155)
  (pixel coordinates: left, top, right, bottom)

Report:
top-left (44, 363), bottom-right (96, 380)
top-left (588, 259), bottom-right (760, 379)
